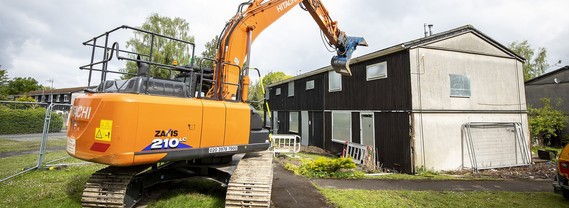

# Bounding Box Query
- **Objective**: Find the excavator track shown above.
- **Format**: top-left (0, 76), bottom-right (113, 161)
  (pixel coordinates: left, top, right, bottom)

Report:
top-left (81, 165), bottom-right (150, 208)
top-left (225, 151), bottom-right (274, 208)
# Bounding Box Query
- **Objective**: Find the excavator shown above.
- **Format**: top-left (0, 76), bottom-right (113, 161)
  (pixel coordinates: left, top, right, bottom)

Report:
top-left (67, 0), bottom-right (366, 207)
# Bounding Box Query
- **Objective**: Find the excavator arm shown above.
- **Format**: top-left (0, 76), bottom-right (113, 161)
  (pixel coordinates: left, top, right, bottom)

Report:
top-left (208, 0), bottom-right (367, 101)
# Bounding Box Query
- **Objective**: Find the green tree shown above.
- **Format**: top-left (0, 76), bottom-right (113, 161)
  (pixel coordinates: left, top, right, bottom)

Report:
top-left (196, 35), bottom-right (219, 69)
top-left (6, 77), bottom-right (41, 95)
top-left (0, 69), bottom-right (8, 100)
top-left (528, 98), bottom-right (567, 146)
top-left (248, 71), bottom-right (292, 110)
top-left (120, 13), bottom-right (195, 79)
top-left (508, 40), bottom-right (549, 81)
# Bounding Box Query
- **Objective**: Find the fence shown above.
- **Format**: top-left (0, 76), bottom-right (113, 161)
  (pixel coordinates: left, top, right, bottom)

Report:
top-left (462, 122), bottom-right (531, 172)
top-left (270, 134), bottom-right (301, 157)
top-left (0, 101), bottom-right (77, 182)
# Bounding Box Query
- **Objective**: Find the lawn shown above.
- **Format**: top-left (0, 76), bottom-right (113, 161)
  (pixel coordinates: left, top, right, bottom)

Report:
top-left (0, 150), bottom-right (225, 208)
top-left (320, 188), bottom-right (567, 208)
top-left (0, 138), bottom-right (67, 153)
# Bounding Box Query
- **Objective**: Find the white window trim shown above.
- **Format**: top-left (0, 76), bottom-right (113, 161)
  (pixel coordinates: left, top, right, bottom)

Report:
top-left (64, 95), bottom-right (69, 102)
top-left (288, 82), bottom-right (294, 97)
top-left (306, 80), bottom-right (315, 90)
top-left (328, 71), bottom-right (342, 92)
top-left (289, 111), bottom-right (299, 133)
top-left (331, 111), bottom-right (351, 144)
top-left (366, 61), bottom-right (388, 81)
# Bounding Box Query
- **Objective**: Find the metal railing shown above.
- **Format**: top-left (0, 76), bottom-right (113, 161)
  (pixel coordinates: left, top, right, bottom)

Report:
top-left (0, 102), bottom-right (79, 182)
top-left (462, 122), bottom-right (531, 172)
top-left (271, 134), bottom-right (301, 157)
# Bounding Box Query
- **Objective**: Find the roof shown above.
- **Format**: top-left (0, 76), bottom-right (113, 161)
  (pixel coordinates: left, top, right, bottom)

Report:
top-left (269, 25), bottom-right (524, 87)
top-left (525, 65), bottom-right (569, 84)
top-left (24, 86), bottom-right (95, 96)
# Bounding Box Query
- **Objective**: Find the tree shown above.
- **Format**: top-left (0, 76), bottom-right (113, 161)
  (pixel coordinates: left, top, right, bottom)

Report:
top-left (196, 35), bottom-right (219, 69)
top-left (0, 69), bottom-right (8, 100)
top-left (508, 40), bottom-right (549, 81)
top-left (528, 98), bottom-right (567, 146)
top-left (6, 77), bottom-right (41, 95)
top-left (248, 71), bottom-right (292, 110)
top-left (120, 13), bottom-right (195, 79)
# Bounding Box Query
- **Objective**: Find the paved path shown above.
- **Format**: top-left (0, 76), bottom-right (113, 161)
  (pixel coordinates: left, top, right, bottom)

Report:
top-left (271, 163), bottom-right (332, 208)
top-left (312, 178), bottom-right (553, 192)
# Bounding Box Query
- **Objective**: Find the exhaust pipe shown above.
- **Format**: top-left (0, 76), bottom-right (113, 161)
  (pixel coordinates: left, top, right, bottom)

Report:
top-left (331, 36), bottom-right (367, 76)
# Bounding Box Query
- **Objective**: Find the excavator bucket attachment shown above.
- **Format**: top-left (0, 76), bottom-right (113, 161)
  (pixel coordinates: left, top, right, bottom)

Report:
top-left (331, 36), bottom-right (368, 76)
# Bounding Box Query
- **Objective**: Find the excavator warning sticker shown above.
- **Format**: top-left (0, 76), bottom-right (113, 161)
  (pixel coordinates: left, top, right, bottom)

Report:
top-left (95, 120), bottom-right (112, 141)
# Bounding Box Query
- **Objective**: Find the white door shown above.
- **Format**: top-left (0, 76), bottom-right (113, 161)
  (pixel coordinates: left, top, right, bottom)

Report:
top-left (273, 111), bottom-right (279, 133)
top-left (301, 111), bottom-right (309, 146)
top-left (361, 113), bottom-right (374, 147)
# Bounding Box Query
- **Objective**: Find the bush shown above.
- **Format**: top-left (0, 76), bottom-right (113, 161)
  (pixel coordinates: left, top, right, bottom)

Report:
top-left (285, 157), bottom-right (363, 178)
top-left (0, 106), bottom-right (63, 134)
top-left (528, 98), bottom-right (567, 146)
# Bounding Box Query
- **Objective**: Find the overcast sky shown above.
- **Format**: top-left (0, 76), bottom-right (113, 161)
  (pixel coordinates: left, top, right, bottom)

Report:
top-left (1, 0), bottom-right (568, 88)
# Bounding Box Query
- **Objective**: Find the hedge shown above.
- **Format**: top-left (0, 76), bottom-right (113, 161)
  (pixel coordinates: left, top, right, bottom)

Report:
top-left (0, 106), bottom-right (64, 134)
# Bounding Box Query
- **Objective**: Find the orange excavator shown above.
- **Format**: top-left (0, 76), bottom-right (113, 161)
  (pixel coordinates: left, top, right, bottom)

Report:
top-left (68, 0), bottom-right (366, 207)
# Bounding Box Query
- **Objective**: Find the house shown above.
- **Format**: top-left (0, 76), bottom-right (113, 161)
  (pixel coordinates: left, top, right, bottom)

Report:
top-left (18, 86), bottom-right (92, 111)
top-left (525, 65), bottom-right (569, 143)
top-left (267, 25), bottom-right (530, 173)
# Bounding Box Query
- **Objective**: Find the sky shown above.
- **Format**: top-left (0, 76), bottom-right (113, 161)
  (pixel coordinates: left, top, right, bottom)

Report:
top-left (1, 0), bottom-right (568, 88)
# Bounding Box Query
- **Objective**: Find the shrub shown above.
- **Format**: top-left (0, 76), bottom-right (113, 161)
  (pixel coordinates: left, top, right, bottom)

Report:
top-left (285, 157), bottom-right (363, 178)
top-left (528, 98), bottom-right (567, 146)
top-left (0, 107), bottom-right (63, 134)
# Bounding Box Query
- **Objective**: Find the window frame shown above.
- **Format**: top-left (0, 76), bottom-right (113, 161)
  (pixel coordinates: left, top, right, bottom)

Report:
top-left (331, 111), bottom-right (352, 143)
top-left (275, 88), bottom-right (281, 96)
top-left (306, 80), bottom-right (315, 90)
top-left (366, 61), bottom-right (388, 81)
top-left (328, 71), bottom-right (342, 92)
top-left (289, 111), bottom-right (299, 133)
top-left (449, 74), bottom-right (471, 98)
top-left (288, 82), bottom-right (294, 97)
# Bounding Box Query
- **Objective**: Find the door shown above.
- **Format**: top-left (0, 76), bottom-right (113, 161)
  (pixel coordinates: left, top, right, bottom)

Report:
top-left (301, 111), bottom-right (309, 146)
top-left (361, 113), bottom-right (374, 147)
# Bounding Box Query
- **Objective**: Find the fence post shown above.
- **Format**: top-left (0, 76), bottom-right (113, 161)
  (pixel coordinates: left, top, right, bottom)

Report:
top-left (36, 104), bottom-right (54, 169)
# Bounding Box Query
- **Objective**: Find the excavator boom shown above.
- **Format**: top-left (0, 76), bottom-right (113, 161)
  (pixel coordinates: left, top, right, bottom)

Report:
top-left (208, 0), bottom-right (367, 101)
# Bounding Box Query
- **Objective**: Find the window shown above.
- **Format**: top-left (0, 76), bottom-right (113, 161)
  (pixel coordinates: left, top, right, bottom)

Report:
top-left (328, 71), bottom-right (342, 92)
top-left (367, 61), bottom-right (387, 81)
top-left (275, 88), bottom-right (281, 95)
top-left (64, 95), bottom-right (69, 102)
top-left (450, 74), bottom-right (471, 97)
top-left (332, 111), bottom-right (351, 143)
top-left (306, 80), bottom-right (314, 90)
top-left (56, 95), bottom-right (61, 102)
top-left (288, 82), bottom-right (294, 97)
top-left (289, 112), bottom-right (299, 133)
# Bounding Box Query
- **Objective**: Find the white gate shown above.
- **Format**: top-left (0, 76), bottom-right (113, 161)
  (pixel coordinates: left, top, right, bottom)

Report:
top-left (271, 134), bottom-right (301, 157)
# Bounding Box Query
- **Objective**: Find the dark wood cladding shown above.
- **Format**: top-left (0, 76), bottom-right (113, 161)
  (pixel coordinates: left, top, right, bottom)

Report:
top-left (325, 50), bottom-right (411, 110)
top-left (351, 112), bottom-right (360, 144)
top-left (268, 74), bottom-right (325, 111)
top-left (375, 112), bottom-right (411, 174)
top-left (310, 111), bottom-right (324, 147)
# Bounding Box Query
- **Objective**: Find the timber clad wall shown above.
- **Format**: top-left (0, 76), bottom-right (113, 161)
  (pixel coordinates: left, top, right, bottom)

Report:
top-left (270, 74), bottom-right (325, 111)
top-left (325, 51), bottom-right (412, 110)
top-left (375, 112), bottom-right (411, 173)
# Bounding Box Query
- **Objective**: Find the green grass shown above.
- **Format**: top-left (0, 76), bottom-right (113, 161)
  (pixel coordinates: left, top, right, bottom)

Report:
top-left (147, 179), bottom-right (225, 208)
top-left (532, 146), bottom-right (562, 155)
top-left (0, 150), bottom-right (226, 208)
top-left (319, 188), bottom-right (567, 208)
top-left (0, 138), bottom-right (67, 153)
